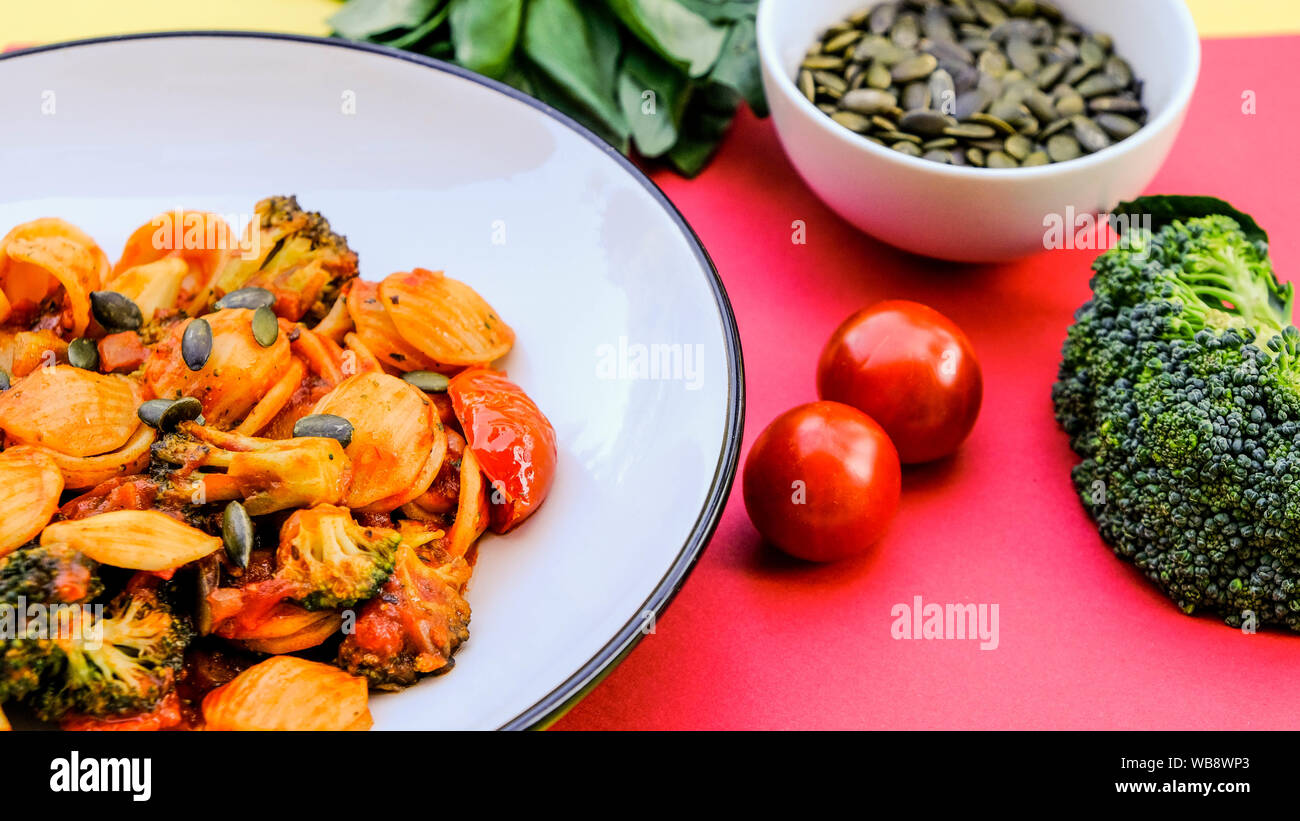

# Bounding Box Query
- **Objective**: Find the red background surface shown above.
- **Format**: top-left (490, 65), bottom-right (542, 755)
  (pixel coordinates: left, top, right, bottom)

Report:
top-left (554, 36), bottom-right (1300, 730)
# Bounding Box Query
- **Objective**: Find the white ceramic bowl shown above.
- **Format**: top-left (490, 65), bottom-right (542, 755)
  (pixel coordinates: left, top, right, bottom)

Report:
top-left (758, 0), bottom-right (1200, 262)
top-left (0, 33), bottom-right (743, 729)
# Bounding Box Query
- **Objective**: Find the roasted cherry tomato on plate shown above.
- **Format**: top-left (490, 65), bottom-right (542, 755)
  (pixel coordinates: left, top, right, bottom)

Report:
top-left (448, 368), bottom-right (557, 534)
top-left (817, 300), bottom-right (982, 464)
top-left (743, 401), bottom-right (900, 562)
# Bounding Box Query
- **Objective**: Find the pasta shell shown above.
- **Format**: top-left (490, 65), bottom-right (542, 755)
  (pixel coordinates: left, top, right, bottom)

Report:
top-left (355, 418), bottom-right (447, 514)
top-left (41, 509), bottom-right (222, 571)
top-left (447, 445), bottom-right (489, 560)
top-left (240, 609), bottom-right (343, 654)
top-left (34, 423), bottom-right (155, 490)
top-left (202, 656), bottom-right (371, 731)
top-left (345, 279), bottom-right (441, 372)
top-left (113, 211), bottom-right (236, 315)
top-left (313, 372), bottom-right (434, 509)
top-left (0, 365), bottom-right (142, 457)
top-left (0, 218), bottom-right (108, 336)
top-left (0, 329), bottom-right (68, 377)
top-left (144, 308), bottom-right (291, 429)
top-left (378, 269), bottom-right (515, 367)
top-left (0, 446), bottom-right (63, 558)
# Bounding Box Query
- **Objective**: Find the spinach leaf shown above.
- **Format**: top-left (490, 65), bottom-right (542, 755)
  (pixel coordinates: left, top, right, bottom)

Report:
top-left (618, 46), bottom-right (690, 158)
top-left (1113, 196), bottom-right (1268, 244)
top-left (522, 0), bottom-right (629, 139)
top-left (449, 0), bottom-right (524, 79)
top-left (330, 0), bottom-right (443, 40)
top-left (607, 0), bottom-right (727, 77)
top-left (708, 17), bottom-right (765, 116)
top-left (676, 0), bottom-right (757, 24)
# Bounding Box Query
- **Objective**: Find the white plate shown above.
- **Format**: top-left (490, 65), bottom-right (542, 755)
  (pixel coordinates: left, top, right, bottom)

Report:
top-left (0, 33), bottom-right (744, 730)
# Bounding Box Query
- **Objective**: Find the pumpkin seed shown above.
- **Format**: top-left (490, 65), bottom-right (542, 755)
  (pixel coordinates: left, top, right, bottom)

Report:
top-left (1038, 117), bottom-right (1072, 139)
top-left (402, 370), bottom-right (451, 393)
top-left (182, 318), bottom-right (212, 371)
top-left (891, 141), bottom-right (924, 157)
top-left (1076, 73), bottom-right (1122, 98)
top-left (842, 88), bottom-right (899, 115)
top-left (251, 306), bottom-right (279, 347)
top-left (137, 398), bottom-right (174, 428)
top-left (1071, 115), bottom-right (1112, 152)
top-left (869, 3), bottom-right (898, 35)
top-left (1089, 95), bottom-right (1144, 115)
top-left (157, 396), bottom-right (203, 431)
top-left (892, 54), bottom-right (939, 84)
top-left (891, 13), bottom-right (920, 49)
top-left (832, 110), bottom-right (874, 133)
top-left (867, 61), bottom-right (894, 89)
top-left (923, 6), bottom-right (956, 41)
top-left (973, 0), bottom-right (1007, 26)
top-left (929, 69), bottom-right (956, 112)
top-left (293, 413), bottom-right (354, 448)
top-left (1104, 55), bottom-right (1133, 87)
top-left (1063, 62), bottom-right (1094, 86)
top-left (986, 150), bottom-right (1018, 168)
top-left (925, 37), bottom-right (975, 67)
top-left (1094, 112), bottom-right (1142, 140)
top-left (902, 81), bottom-right (932, 110)
top-left (923, 137), bottom-right (959, 151)
top-left (1079, 38), bottom-right (1106, 68)
top-left (881, 131), bottom-right (922, 145)
top-left (89, 290), bottom-right (142, 332)
top-left (1004, 133), bottom-right (1034, 160)
top-left (813, 70), bottom-right (847, 95)
top-left (944, 122), bottom-right (998, 140)
top-left (222, 500), bottom-right (253, 569)
top-left (966, 146), bottom-right (986, 166)
top-left (1047, 133), bottom-right (1082, 162)
top-left (899, 108), bottom-right (954, 137)
top-left (1022, 150), bottom-right (1051, 166)
top-left (1034, 60), bottom-right (1067, 90)
top-left (977, 49), bottom-right (1008, 77)
top-left (922, 149), bottom-right (953, 164)
top-left (970, 111), bottom-right (1017, 135)
top-left (1006, 37), bottom-right (1040, 74)
top-left (68, 338), bottom-right (99, 371)
top-left (798, 70), bottom-right (816, 101)
top-left (801, 55), bottom-right (845, 71)
top-left (1024, 89), bottom-right (1058, 122)
top-left (1055, 91), bottom-right (1086, 117)
top-left (954, 88), bottom-right (991, 120)
top-left (824, 29), bottom-right (863, 54)
top-left (214, 286), bottom-right (275, 311)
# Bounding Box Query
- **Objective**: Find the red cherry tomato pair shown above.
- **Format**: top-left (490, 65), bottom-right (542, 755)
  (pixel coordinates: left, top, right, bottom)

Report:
top-left (744, 301), bottom-right (982, 562)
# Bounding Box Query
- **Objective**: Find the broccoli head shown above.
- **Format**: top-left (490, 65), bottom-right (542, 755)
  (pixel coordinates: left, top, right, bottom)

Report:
top-left (337, 544), bottom-right (471, 689)
top-left (277, 504), bottom-right (400, 610)
top-left (0, 542), bottom-right (102, 606)
top-left (31, 589), bottom-right (191, 721)
top-left (212, 195), bottom-right (359, 322)
top-left (1054, 209), bottom-right (1300, 630)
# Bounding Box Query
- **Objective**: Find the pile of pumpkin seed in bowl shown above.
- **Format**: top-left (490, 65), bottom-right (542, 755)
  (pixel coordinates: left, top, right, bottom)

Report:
top-left (799, 0), bottom-right (1146, 167)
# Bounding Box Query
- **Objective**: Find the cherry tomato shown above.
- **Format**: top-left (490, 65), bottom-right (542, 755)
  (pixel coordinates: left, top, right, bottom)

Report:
top-left (447, 369), bottom-right (557, 534)
top-left (743, 401), bottom-right (900, 562)
top-left (817, 300), bottom-right (982, 464)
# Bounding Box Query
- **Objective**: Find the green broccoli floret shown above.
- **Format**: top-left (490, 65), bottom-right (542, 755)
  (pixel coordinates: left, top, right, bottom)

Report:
top-left (31, 589), bottom-right (190, 721)
top-left (211, 195), bottom-right (359, 322)
top-left (1054, 210), bottom-right (1300, 630)
top-left (0, 543), bottom-right (103, 705)
top-left (337, 544), bottom-right (472, 689)
top-left (0, 542), bottom-right (102, 606)
top-left (276, 504), bottom-right (401, 610)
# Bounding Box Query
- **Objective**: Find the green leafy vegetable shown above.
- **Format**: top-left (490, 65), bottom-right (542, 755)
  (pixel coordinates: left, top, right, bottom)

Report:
top-left (449, 0), bottom-right (524, 79)
top-left (330, 0), bottom-right (765, 176)
top-left (1113, 195), bottom-right (1268, 245)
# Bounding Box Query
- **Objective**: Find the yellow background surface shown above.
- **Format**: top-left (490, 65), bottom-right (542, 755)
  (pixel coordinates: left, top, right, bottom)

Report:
top-left (0, 0), bottom-right (1295, 44)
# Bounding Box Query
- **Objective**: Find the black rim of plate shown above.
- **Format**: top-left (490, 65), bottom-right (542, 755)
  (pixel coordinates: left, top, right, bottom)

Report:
top-left (0, 31), bottom-right (746, 731)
